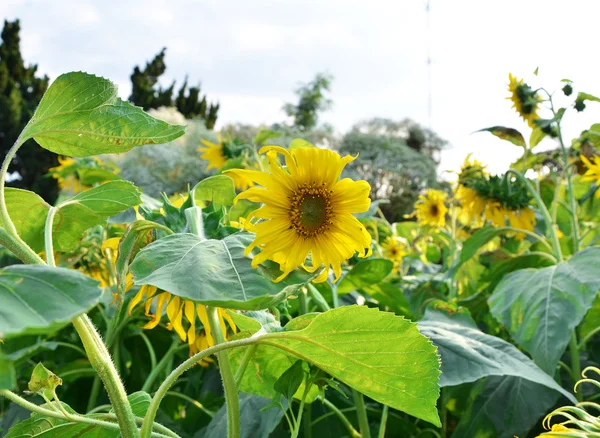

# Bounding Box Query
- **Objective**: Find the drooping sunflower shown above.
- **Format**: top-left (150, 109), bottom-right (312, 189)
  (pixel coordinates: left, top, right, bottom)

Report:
top-left (581, 154), bottom-right (600, 197)
top-left (127, 286), bottom-right (237, 366)
top-left (381, 236), bottom-right (408, 269)
top-left (198, 134), bottom-right (254, 190)
top-left (225, 145), bottom-right (372, 283)
top-left (507, 73), bottom-right (541, 128)
top-left (414, 189), bottom-right (448, 228)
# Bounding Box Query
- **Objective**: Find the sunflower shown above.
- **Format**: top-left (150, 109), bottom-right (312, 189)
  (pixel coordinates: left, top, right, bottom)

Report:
top-left (414, 190), bottom-right (448, 228)
top-left (381, 236), bottom-right (408, 269)
top-left (198, 135), bottom-right (255, 190)
top-left (581, 154), bottom-right (600, 197)
top-left (225, 145), bottom-right (372, 283)
top-left (48, 157), bottom-right (91, 194)
top-left (127, 287), bottom-right (237, 366)
top-left (508, 73), bottom-right (541, 128)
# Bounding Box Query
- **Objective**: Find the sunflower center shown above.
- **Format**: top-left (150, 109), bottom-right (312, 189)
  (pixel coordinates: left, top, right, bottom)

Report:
top-left (289, 183), bottom-right (333, 238)
top-left (430, 204), bottom-right (439, 217)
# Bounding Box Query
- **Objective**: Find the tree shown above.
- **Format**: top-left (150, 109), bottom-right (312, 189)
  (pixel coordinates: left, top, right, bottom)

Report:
top-left (129, 49), bottom-right (219, 128)
top-left (338, 118), bottom-right (449, 222)
top-left (0, 19), bottom-right (55, 201)
top-left (283, 73), bottom-right (333, 131)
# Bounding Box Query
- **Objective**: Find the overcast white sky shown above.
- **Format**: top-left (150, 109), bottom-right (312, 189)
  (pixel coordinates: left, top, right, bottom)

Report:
top-left (2, 0), bottom-right (600, 176)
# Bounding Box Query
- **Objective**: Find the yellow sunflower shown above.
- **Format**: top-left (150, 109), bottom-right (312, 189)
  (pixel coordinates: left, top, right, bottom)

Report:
top-left (508, 73), bottom-right (541, 128)
top-left (127, 286), bottom-right (237, 367)
top-left (581, 154), bottom-right (600, 197)
top-left (455, 186), bottom-right (486, 226)
top-left (225, 145), bottom-right (372, 283)
top-left (414, 189), bottom-right (448, 228)
top-left (198, 134), bottom-right (254, 190)
top-left (381, 236), bottom-right (408, 269)
top-left (48, 157), bottom-right (91, 194)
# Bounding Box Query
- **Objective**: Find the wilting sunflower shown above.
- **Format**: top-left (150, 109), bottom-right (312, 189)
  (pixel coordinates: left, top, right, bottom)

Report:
top-left (225, 145), bottom-right (372, 283)
top-left (127, 287), bottom-right (237, 366)
top-left (381, 236), bottom-right (408, 269)
top-left (581, 154), bottom-right (600, 197)
top-left (414, 189), bottom-right (448, 228)
top-left (198, 134), bottom-right (254, 190)
top-left (507, 73), bottom-right (541, 128)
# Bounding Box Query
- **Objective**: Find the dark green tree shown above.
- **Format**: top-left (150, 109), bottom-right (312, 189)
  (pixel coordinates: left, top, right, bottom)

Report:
top-left (283, 73), bottom-right (333, 131)
top-left (0, 19), bottom-right (55, 201)
top-left (129, 49), bottom-right (219, 128)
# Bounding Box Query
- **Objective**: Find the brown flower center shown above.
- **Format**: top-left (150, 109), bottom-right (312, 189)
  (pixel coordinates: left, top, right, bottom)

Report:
top-left (289, 183), bottom-right (333, 238)
top-left (430, 204), bottom-right (439, 217)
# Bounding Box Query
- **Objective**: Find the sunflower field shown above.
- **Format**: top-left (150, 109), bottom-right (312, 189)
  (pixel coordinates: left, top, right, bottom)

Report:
top-left (1, 68), bottom-right (600, 438)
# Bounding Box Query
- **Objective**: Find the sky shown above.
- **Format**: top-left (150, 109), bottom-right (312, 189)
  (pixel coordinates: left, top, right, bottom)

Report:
top-left (2, 0), bottom-right (600, 176)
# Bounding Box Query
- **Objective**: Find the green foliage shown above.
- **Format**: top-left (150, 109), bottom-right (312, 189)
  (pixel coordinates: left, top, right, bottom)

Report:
top-left (489, 247), bottom-right (600, 374)
top-left (477, 126), bottom-right (526, 148)
top-left (0, 265), bottom-right (102, 339)
top-left (129, 48), bottom-right (219, 128)
top-left (192, 175), bottom-right (236, 210)
top-left (283, 73), bottom-right (333, 131)
top-left (0, 19), bottom-right (57, 202)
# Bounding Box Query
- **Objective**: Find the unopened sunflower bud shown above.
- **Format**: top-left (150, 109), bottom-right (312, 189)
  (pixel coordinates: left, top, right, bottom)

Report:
top-left (562, 84), bottom-right (573, 96)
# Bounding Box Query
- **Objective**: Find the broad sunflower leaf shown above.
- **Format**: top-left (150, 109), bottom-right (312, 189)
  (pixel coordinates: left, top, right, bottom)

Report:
top-left (489, 247), bottom-right (600, 374)
top-left (337, 258), bottom-right (393, 295)
top-left (192, 175), bottom-right (236, 210)
top-left (0, 265), bottom-right (102, 339)
top-left (476, 126), bottom-right (526, 148)
top-left (418, 310), bottom-right (575, 402)
top-left (529, 126), bottom-right (546, 148)
top-left (5, 182), bottom-right (141, 253)
top-left (0, 355), bottom-right (16, 390)
top-left (259, 305), bottom-right (441, 426)
top-left (130, 233), bottom-right (307, 310)
top-left (20, 72), bottom-right (185, 157)
top-left (452, 376), bottom-right (561, 438)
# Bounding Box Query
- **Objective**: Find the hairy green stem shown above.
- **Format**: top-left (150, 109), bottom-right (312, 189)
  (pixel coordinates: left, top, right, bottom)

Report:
top-left (352, 390), bottom-right (371, 438)
top-left (0, 227), bottom-right (45, 264)
top-left (140, 336), bottom-right (260, 438)
top-left (377, 405), bottom-right (389, 438)
top-left (234, 344), bottom-right (258, 387)
top-left (570, 331), bottom-right (582, 402)
top-left (321, 398), bottom-right (361, 438)
top-left (207, 306), bottom-right (240, 438)
top-left (72, 315), bottom-right (139, 438)
top-left (44, 206), bottom-right (58, 267)
top-left (0, 138), bottom-right (23, 236)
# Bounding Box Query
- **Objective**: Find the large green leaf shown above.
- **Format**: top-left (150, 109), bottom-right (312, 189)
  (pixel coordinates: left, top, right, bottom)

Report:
top-left (192, 175), bottom-right (236, 210)
top-left (5, 391), bottom-right (152, 438)
top-left (5, 182), bottom-right (141, 253)
top-left (130, 232), bottom-right (306, 310)
top-left (452, 376), bottom-right (560, 438)
top-left (337, 258), bottom-right (393, 295)
top-left (204, 393), bottom-right (285, 438)
top-left (0, 355), bottom-right (16, 389)
top-left (260, 306), bottom-right (441, 426)
top-left (489, 247), bottom-right (600, 374)
top-left (0, 265), bottom-right (102, 339)
top-left (20, 72), bottom-right (185, 157)
top-left (53, 181), bottom-right (142, 252)
top-left (418, 310), bottom-right (575, 402)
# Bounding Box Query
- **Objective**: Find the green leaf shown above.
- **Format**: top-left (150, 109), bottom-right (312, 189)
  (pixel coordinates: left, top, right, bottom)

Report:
top-left (204, 393), bottom-right (286, 438)
top-left (289, 139), bottom-right (314, 149)
top-left (0, 265), bottom-right (102, 339)
top-left (253, 129), bottom-right (281, 145)
top-left (130, 233), bottom-right (306, 310)
top-left (77, 168), bottom-right (122, 185)
top-left (418, 309), bottom-right (575, 402)
top-left (489, 247), bottom-right (600, 374)
top-left (0, 355), bottom-right (16, 390)
top-left (476, 126), bottom-right (525, 148)
top-left (444, 227), bottom-right (501, 279)
top-left (5, 182), bottom-right (141, 253)
top-left (273, 360), bottom-right (305, 400)
top-left (27, 363), bottom-right (62, 400)
top-left (529, 126), bottom-right (546, 148)
top-left (192, 175), bottom-right (236, 210)
top-left (452, 376), bottom-right (560, 438)
top-left (577, 92), bottom-right (600, 103)
top-left (21, 72), bottom-right (185, 157)
top-left (4, 188), bottom-right (50, 253)
top-left (260, 306), bottom-right (441, 426)
top-left (110, 391), bottom-right (150, 417)
top-left (53, 181), bottom-right (142, 252)
top-left (337, 259), bottom-right (393, 295)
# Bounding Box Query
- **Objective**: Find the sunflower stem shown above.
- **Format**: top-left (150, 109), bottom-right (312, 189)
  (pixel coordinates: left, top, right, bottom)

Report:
top-left (0, 136), bottom-right (24, 236)
top-left (72, 314), bottom-right (139, 438)
top-left (570, 331), bottom-right (583, 402)
top-left (185, 207), bottom-right (206, 240)
top-left (234, 344), bottom-right (257, 387)
top-left (352, 390), bottom-right (371, 438)
top-left (44, 206), bottom-right (58, 267)
top-left (377, 405), bottom-right (389, 438)
top-left (206, 306), bottom-right (240, 438)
